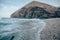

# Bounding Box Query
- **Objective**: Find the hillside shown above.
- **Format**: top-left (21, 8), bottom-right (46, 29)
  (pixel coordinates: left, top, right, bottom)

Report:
top-left (11, 1), bottom-right (59, 19)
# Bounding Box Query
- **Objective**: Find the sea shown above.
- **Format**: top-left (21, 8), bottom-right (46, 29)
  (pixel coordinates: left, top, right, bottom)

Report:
top-left (0, 18), bottom-right (45, 40)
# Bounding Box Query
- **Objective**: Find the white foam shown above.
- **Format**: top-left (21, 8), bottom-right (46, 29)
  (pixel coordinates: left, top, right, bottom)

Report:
top-left (0, 19), bottom-right (45, 40)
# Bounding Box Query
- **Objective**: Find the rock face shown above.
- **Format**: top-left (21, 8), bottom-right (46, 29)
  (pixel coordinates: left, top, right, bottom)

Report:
top-left (40, 18), bottom-right (60, 40)
top-left (11, 1), bottom-right (58, 19)
top-left (55, 8), bottom-right (60, 18)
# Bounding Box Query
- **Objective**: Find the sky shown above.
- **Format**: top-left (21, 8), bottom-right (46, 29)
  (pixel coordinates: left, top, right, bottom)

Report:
top-left (0, 0), bottom-right (60, 18)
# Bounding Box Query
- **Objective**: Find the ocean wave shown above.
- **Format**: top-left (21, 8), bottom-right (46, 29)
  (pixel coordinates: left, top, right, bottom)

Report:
top-left (0, 18), bottom-right (45, 40)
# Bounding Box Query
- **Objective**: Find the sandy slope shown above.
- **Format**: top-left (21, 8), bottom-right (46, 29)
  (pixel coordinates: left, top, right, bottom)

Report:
top-left (40, 18), bottom-right (60, 40)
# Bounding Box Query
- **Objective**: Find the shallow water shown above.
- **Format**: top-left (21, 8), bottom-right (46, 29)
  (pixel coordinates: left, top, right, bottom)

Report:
top-left (0, 18), bottom-right (45, 40)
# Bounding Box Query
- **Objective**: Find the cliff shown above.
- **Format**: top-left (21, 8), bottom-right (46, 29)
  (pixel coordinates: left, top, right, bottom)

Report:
top-left (11, 1), bottom-right (59, 19)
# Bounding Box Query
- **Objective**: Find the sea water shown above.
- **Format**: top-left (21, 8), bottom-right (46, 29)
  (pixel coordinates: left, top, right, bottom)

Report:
top-left (0, 18), bottom-right (45, 40)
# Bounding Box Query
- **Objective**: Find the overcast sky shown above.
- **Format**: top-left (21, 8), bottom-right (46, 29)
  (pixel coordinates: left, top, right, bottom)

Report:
top-left (0, 0), bottom-right (60, 18)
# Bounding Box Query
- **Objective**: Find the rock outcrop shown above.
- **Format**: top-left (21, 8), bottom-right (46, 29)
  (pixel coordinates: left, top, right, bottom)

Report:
top-left (40, 18), bottom-right (60, 40)
top-left (11, 1), bottom-right (58, 19)
top-left (55, 8), bottom-right (60, 18)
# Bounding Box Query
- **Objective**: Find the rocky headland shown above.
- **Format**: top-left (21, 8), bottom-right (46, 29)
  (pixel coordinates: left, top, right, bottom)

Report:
top-left (11, 1), bottom-right (60, 19)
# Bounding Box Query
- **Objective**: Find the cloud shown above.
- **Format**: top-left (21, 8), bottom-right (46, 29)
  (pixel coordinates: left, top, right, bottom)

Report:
top-left (0, 5), bottom-right (20, 18)
top-left (0, 0), bottom-right (60, 18)
top-left (0, 0), bottom-right (32, 18)
top-left (39, 0), bottom-right (60, 7)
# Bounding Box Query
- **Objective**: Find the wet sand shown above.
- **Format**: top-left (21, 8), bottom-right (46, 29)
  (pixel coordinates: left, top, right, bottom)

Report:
top-left (40, 18), bottom-right (60, 40)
